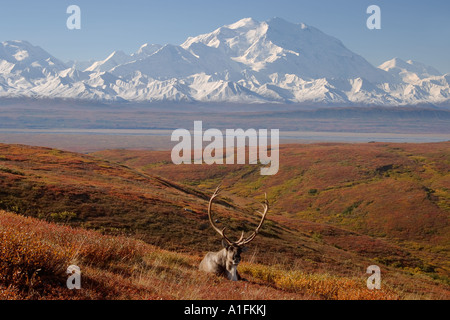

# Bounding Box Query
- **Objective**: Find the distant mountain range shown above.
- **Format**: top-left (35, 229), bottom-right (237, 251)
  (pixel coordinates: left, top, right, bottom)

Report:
top-left (1, 17), bottom-right (449, 106)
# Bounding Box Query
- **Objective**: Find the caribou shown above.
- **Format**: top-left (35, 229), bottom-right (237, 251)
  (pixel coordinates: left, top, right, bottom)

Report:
top-left (199, 185), bottom-right (269, 281)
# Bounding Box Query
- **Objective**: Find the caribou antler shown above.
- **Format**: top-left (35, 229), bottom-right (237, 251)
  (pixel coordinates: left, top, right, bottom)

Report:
top-left (207, 185), bottom-right (269, 246)
top-left (207, 184), bottom-right (233, 246)
top-left (236, 193), bottom-right (269, 246)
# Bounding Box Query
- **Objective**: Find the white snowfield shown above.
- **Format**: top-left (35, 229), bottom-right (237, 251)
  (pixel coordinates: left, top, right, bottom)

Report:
top-left (0, 17), bottom-right (449, 105)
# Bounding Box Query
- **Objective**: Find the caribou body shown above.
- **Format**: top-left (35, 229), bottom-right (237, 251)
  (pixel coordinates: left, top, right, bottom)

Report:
top-left (199, 185), bottom-right (269, 281)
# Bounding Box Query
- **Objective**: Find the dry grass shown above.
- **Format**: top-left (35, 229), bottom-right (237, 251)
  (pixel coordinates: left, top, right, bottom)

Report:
top-left (240, 263), bottom-right (399, 300)
top-left (1, 142), bottom-right (449, 300)
top-left (0, 210), bottom-right (405, 300)
top-left (0, 209), bottom-right (149, 299)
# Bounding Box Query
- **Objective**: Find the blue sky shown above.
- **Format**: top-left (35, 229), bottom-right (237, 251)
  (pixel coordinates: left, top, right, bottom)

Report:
top-left (1, 0), bottom-right (449, 73)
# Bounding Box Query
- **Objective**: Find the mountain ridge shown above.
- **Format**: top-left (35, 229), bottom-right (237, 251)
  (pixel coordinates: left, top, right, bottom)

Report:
top-left (0, 17), bottom-right (449, 106)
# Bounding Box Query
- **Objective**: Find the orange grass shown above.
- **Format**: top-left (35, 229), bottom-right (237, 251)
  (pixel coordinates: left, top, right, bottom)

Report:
top-left (1, 142), bottom-right (449, 300)
top-left (240, 263), bottom-right (399, 300)
top-left (0, 210), bottom-right (403, 300)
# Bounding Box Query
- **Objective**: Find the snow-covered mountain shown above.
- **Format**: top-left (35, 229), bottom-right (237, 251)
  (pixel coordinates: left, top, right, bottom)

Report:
top-left (379, 58), bottom-right (442, 82)
top-left (0, 18), bottom-right (449, 106)
top-left (65, 59), bottom-right (95, 71)
top-left (84, 51), bottom-right (134, 73)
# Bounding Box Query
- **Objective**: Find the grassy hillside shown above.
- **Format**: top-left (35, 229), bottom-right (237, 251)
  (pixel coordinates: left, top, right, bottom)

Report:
top-left (93, 142), bottom-right (449, 260)
top-left (93, 142), bottom-right (450, 295)
top-left (0, 209), bottom-right (399, 300)
top-left (0, 142), bottom-right (449, 299)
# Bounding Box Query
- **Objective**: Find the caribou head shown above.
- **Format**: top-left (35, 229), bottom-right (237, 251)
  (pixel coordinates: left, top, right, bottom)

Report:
top-left (199, 185), bottom-right (269, 281)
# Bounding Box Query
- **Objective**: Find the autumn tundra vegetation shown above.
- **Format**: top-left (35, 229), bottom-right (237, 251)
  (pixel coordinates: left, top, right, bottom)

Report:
top-left (0, 142), bottom-right (449, 299)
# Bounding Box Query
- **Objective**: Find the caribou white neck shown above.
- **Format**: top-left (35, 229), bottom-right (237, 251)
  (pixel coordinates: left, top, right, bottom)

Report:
top-left (223, 249), bottom-right (239, 281)
top-left (229, 264), bottom-right (239, 281)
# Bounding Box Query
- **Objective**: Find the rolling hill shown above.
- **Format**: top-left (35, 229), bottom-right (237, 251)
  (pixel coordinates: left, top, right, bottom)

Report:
top-left (0, 142), bottom-right (449, 299)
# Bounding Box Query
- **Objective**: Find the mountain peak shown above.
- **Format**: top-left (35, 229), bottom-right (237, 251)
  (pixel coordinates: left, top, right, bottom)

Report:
top-left (265, 17), bottom-right (312, 33)
top-left (0, 40), bottom-right (66, 72)
top-left (379, 57), bottom-right (409, 70)
top-left (85, 50), bottom-right (133, 72)
top-left (134, 43), bottom-right (162, 58)
top-left (379, 57), bottom-right (442, 79)
top-left (107, 50), bottom-right (128, 60)
top-left (1, 40), bottom-right (44, 58)
top-left (226, 17), bottom-right (259, 30)
top-left (3, 40), bottom-right (31, 46)
top-left (267, 17), bottom-right (295, 26)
